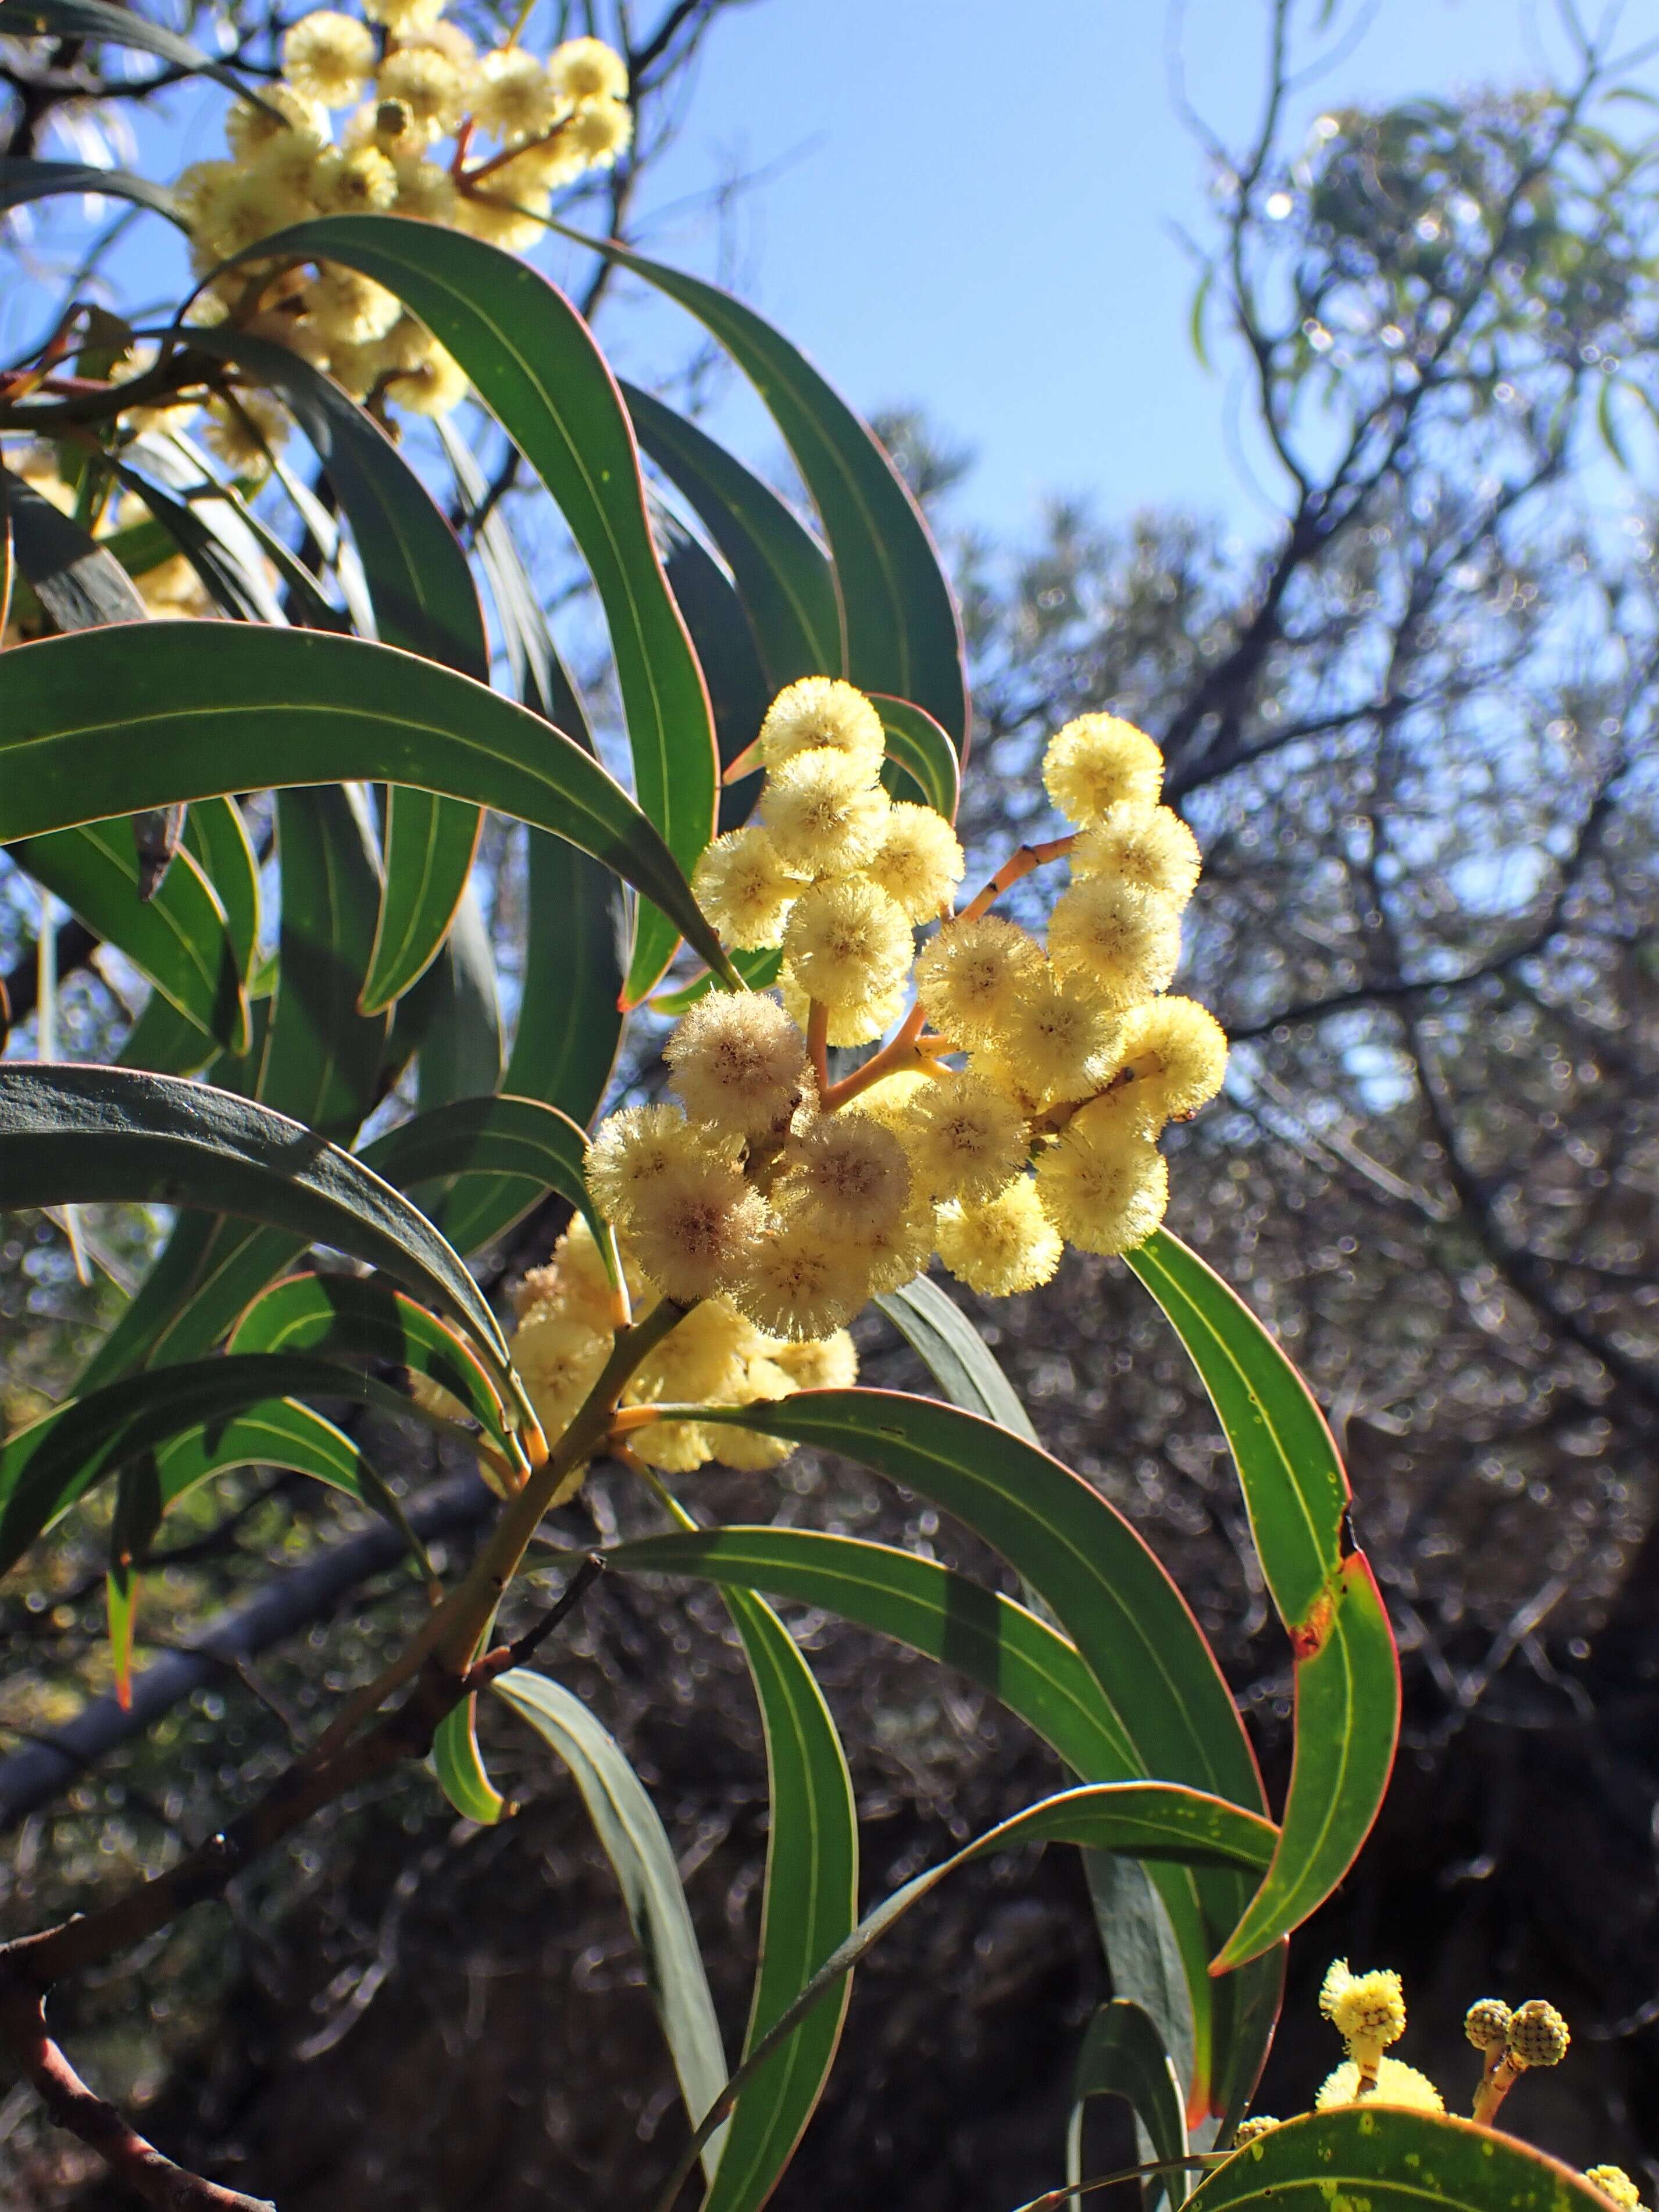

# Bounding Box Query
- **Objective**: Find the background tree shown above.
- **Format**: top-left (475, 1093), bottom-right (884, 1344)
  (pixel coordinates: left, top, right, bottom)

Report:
top-left (2, 1), bottom-right (1658, 2207)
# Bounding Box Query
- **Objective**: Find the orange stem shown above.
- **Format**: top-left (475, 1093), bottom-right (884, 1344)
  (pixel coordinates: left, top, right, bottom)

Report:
top-left (460, 116), bottom-right (571, 189)
top-left (957, 833), bottom-right (1076, 923)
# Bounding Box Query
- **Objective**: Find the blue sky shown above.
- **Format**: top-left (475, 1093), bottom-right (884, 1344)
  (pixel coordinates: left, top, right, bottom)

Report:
top-left (561, 0), bottom-right (1657, 542)
top-left (9, 0), bottom-right (1654, 547)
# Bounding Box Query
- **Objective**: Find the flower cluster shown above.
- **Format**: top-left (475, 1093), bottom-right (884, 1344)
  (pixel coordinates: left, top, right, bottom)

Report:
top-left (554, 686), bottom-right (1226, 1368)
top-left (508, 1212), bottom-right (856, 1476)
top-left (1235, 1961), bottom-right (1593, 2152)
top-left (165, 8), bottom-right (630, 459)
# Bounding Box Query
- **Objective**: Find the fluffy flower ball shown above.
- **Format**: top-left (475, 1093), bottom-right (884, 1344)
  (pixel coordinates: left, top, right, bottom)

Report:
top-left (1319, 1960), bottom-right (1407, 2063)
top-left (1034, 1094), bottom-right (1168, 1255)
top-left (1314, 2059), bottom-right (1443, 2114)
top-left (1071, 802), bottom-right (1203, 905)
top-left (550, 34), bottom-right (630, 103)
top-left (758, 675), bottom-right (887, 773)
top-left (665, 991), bottom-right (807, 1137)
top-left (934, 1179), bottom-right (1062, 1296)
top-left (782, 879), bottom-right (914, 1015)
top-left (761, 749), bottom-right (890, 875)
top-left (1043, 713), bottom-right (1164, 824)
top-left (473, 47), bottom-right (559, 142)
top-left (914, 916), bottom-right (1046, 1048)
top-left (281, 11), bottom-right (376, 108)
top-left (693, 827), bottom-right (804, 950)
top-left (1048, 876), bottom-right (1182, 1008)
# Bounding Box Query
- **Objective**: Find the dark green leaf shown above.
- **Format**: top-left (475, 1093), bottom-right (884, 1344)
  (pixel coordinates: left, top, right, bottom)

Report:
top-left (666, 1783), bottom-right (1274, 2203)
top-left (226, 1272), bottom-right (512, 1453)
top-left (0, 1351), bottom-right (444, 1575)
top-left (653, 504), bottom-right (769, 833)
top-left (622, 379), bottom-right (840, 689)
top-left (152, 1395), bottom-right (385, 1514)
top-left (431, 1697), bottom-right (505, 1825)
top-left (110, 457), bottom-right (286, 626)
top-left (1185, 2110), bottom-right (1611, 2212)
top-left (874, 1276), bottom-right (1037, 1440)
top-left (0, 155), bottom-right (183, 226)
top-left (411, 884), bottom-right (503, 1112)
top-left (1068, 2000), bottom-right (1190, 2211)
top-left (871, 694), bottom-right (959, 820)
top-left (14, 820), bottom-right (247, 1060)
top-left (493, 1668), bottom-right (729, 2176)
top-left (358, 1091), bottom-right (600, 1261)
top-left (0, 623), bottom-right (733, 984)
top-left (569, 231), bottom-right (968, 749)
top-left (0, 0), bottom-right (279, 114)
top-left (704, 1590), bottom-right (858, 2212)
top-left (0, 1063), bottom-right (511, 1373)
top-left (1125, 1232), bottom-right (1400, 1970)
top-left (248, 215), bottom-right (720, 1004)
top-left (0, 461), bottom-right (147, 632)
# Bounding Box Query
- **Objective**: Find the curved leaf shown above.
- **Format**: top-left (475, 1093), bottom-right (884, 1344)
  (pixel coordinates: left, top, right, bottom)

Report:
top-left (116, 797), bottom-right (259, 1076)
top-left (654, 505), bottom-right (769, 834)
top-left (493, 1668), bottom-right (730, 2178)
top-left (0, 460), bottom-right (147, 632)
top-left (666, 1783), bottom-right (1274, 2203)
top-left (0, 0), bottom-right (278, 115)
top-left (188, 324), bottom-right (491, 1008)
top-left (262, 784), bottom-right (388, 1139)
top-left (358, 1091), bottom-right (599, 1259)
top-left (0, 1351), bottom-right (445, 1575)
top-left (432, 1697), bottom-right (505, 1825)
top-left (152, 1395), bottom-right (386, 1514)
top-left (1186, 2110), bottom-right (1611, 2212)
top-left (565, 229), bottom-right (969, 750)
top-left (874, 1276), bottom-right (1037, 1441)
top-left (13, 822), bottom-right (247, 1058)
top-left (227, 1273), bottom-right (512, 1453)
top-left (1068, 2000), bottom-right (1190, 2212)
top-left (0, 1064), bottom-right (511, 1373)
top-left (246, 215), bottom-right (719, 1004)
top-left (606, 1526), bottom-right (1134, 1785)
top-left (0, 155), bottom-right (183, 226)
top-left (687, 1390), bottom-right (1275, 2125)
top-left (622, 379), bottom-right (840, 689)
top-left (704, 1589), bottom-right (858, 2212)
top-left (409, 883), bottom-right (504, 1112)
top-left (0, 622), bottom-right (734, 984)
top-left (440, 417), bottom-right (624, 1132)
top-left (871, 695), bottom-right (959, 821)
top-left (1125, 1232), bottom-right (1400, 1972)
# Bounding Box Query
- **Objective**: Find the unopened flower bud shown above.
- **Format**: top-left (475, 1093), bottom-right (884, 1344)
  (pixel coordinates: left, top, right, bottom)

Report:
top-left (1506, 1999), bottom-right (1569, 2069)
top-left (1464, 1999), bottom-right (1512, 2053)
top-left (1586, 2168), bottom-right (1645, 2210)
top-left (1233, 2117), bottom-right (1280, 2145)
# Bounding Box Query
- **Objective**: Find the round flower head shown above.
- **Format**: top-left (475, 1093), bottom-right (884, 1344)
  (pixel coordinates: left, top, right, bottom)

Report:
top-left (455, 186), bottom-right (550, 253)
top-left (308, 265), bottom-right (404, 345)
top-left (225, 83), bottom-right (329, 160)
top-left (1034, 1094), bottom-right (1168, 1255)
top-left (550, 34), bottom-right (630, 103)
top-left (393, 155), bottom-right (459, 223)
top-left (201, 390), bottom-right (288, 474)
top-left (1048, 876), bottom-right (1183, 1009)
top-left (782, 880), bottom-right (913, 1015)
top-left (899, 1069), bottom-right (1028, 1203)
top-left (630, 1297), bottom-right (756, 1407)
top-left (693, 826), bottom-right (805, 951)
top-left (733, 1214), bottom-right (863, 1339)
top-left (1114, 997), bottom-right (1229, 1126)
top-left (1319, 1960), bottom-right (1406, 2065)
top-left (394, 19), bottom-right (476, 65)
top-left (494, 134), bottom-right (587, 192)
top-left (523, 1212), bottom-right (645, 1332)
top-left (760, 749), bottom-right (890, 875)
top-left (251, 127), bottom-right (332, 219)
top-left (281, 11), bottom-right (376, 108)
top-left (857, 1068), bottom-right (936, 1129)
top-left (513, 1309), bottom-right (611, 1433)
top-left (386, 333), bottom-right (468, 415)
top-left (586, 1102), bottom-right (730, 1228)
top-left (173, 160), bottom-right (236, 232)
top-left (625, 1152), bottom-right (769, 1304)
top-left (1586, 2170), bottom-right (1645, 2210)
top-left (707, 1355), bottom-right (799, 1470)
top-left (785, 1111), bottom-right (911, 1236)
top-left (914, 915), bottom-right (1046, 1048)
top-left (868, 802), bottom-right (965, 921)
top-left (769, 1328), bottom-right (858, 1391)
top-left (935, 1178), bottom-right (1063, 1296)
top-left (564, 96), bottom-right (632, 167)
top-left (1464, 1999), bottom-right (1512, 2053)
top-left (989, 976), bottom-right (1119, 1108)
top-left (192, 167), bottom-right (284, 256)
top-left (1072, 802), bottom-right (1203, 907)
top-left (846, 1196), bottom-right (935, 1297)
top-left (665, 990), bottom-right (807, 1138)
top-left (376, 44), bottom-right (472, 134)
top-left (629, 1415), bottom-right (714, 1473)
top-left (1043, 713), bottom-right (1164, 825)
top-left (362, 0), bottom-right (445, 26)
top-left (758, 676), bottom-right (887, 774)
top-left (1315, 2058), bottom-right (1443, 2114)
top-left (473, 47), bottom-right (559, 144)
top-left (1507, 2000), bottom-right (1569, 2069)
top-left (312, 143), bottom-right (398, 217)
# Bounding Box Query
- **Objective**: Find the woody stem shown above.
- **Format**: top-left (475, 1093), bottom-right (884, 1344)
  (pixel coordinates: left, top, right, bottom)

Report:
top-left (957, 833), bottom-right (1076, 922)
